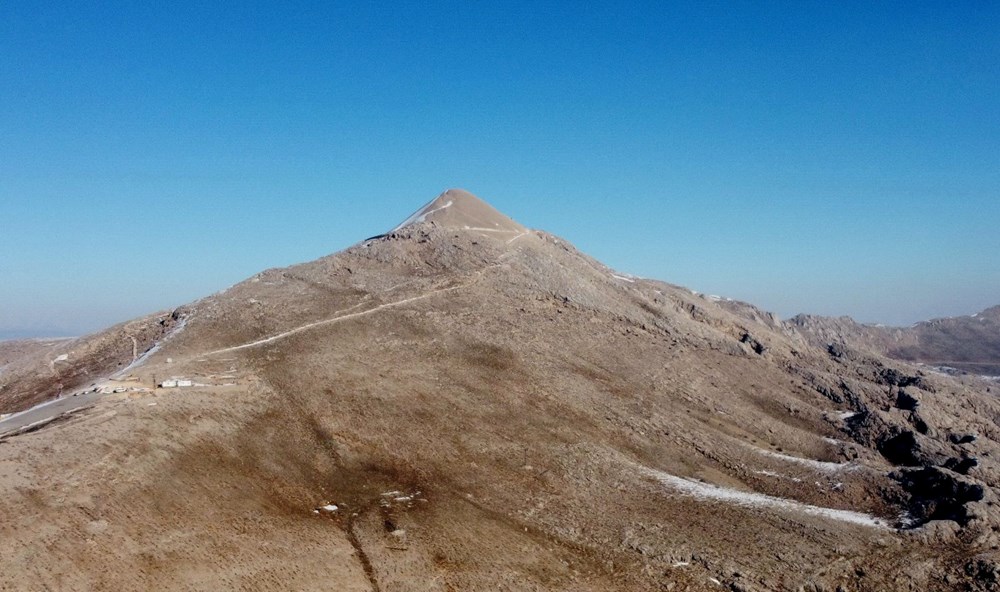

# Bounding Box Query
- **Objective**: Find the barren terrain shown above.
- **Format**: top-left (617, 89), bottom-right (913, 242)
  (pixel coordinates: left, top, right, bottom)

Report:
top-left (790, 307), bottom-right (1000, 377)
top-left (2, 190), bottom-right (999, 590)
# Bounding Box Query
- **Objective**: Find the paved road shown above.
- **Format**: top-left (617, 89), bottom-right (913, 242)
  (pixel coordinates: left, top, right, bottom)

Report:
top-left (0, 390), bottom-right (105, 437)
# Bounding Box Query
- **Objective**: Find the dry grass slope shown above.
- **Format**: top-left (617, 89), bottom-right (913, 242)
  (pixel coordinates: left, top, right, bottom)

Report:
top-left (1, 190), bottom-right (999, 590)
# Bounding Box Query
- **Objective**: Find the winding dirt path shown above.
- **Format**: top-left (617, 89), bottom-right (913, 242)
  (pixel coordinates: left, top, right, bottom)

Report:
top-left (200, 282), bottom-right (466, 357)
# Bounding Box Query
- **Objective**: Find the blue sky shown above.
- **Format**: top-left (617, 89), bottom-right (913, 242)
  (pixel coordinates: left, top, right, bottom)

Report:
top-left (1, 1), bottom-right (998, 337)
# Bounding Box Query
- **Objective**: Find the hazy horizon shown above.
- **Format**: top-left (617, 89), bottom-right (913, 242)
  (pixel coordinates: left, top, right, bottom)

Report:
top-left (2, 2), bottom-right (998, 337)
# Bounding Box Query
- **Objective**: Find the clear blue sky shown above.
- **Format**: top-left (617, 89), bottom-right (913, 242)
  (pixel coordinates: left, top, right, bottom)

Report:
top-left (1, 1), bottom-right (998, 337)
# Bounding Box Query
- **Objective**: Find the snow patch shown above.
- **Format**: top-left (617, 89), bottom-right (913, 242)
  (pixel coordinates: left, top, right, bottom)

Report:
top-left (753, 469), bottom-right (802, 483)
top-left (611, 274), bottom-right (636, 283)
top-left (462, 226), bottom-right (520, 233)
top-left (757, 449), bottom-right (857, 473)
top-left (642, 467), bottom-right (889, 529)
top-left (392, 199), bottom-right (453, 231)
top-left (114, 315), bottom-right (188, 377)
top-left (54, 354), bottom-right (69, 362)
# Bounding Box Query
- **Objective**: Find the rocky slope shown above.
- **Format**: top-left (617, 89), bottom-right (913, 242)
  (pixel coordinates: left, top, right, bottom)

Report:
top-left (1, 189), bottom-right (999, 591)
top-left (790, 307), bottom-right (1000, 376)
top-left (0, 312), bottom-right (184, 414)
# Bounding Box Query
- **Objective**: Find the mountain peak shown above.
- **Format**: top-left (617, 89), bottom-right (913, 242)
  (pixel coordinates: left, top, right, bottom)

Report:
top-left (390, 189), bottom-right (526, 236)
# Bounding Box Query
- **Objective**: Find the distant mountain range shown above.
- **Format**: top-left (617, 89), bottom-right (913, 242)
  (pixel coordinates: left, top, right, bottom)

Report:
top-left (789, 306), bottom-right (1000, 376)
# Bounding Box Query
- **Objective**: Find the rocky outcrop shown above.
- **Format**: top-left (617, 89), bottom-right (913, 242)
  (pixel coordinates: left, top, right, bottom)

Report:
top-left (789, 306), bottom-right (1000, 377)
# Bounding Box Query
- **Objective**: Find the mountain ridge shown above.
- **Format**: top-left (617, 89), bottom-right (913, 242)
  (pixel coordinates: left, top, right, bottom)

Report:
top-left (1, 190), bottom-right (999, 590)
top-left (789, 305), bottom-right (1000, 376)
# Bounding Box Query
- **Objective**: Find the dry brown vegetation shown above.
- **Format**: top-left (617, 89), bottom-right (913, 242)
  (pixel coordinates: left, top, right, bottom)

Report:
top-left (1, 190), bottom-right (999, 590)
